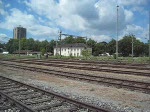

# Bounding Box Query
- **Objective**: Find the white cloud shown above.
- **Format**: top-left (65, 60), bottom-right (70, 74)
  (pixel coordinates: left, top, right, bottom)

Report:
top-left (0, 8), bottom-right (58, 39)
top-left (0, 33), bottom-right (10, 43)
top-left (90, 34), bottom-right (112, 42)
top-left (24, 0), bottom-right (59, 20)
top-left (0, 0), bottom-right (8, 16)
top-left (0, 0), bottom-right (148, 43)
top-left (124, 9), bottom-right (134, 23)
top-left (0, 33), bottom-right (7, 38)
top-left (24, 0), bottom-right (130, 35)
top-left (125, 24), bottom-right (144, 35)
top-left (119, 24), bottom-right (148, 42)
top-left (5, 4), bottom-right (10, 8)
top-left (0, 8), bottom-right (36, 29)
top-left (118, 0), bottom-right (148, 6)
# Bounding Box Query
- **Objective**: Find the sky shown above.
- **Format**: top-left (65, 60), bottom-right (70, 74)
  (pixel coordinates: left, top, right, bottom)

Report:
top-left (0, 0), bottom-right (150, 43)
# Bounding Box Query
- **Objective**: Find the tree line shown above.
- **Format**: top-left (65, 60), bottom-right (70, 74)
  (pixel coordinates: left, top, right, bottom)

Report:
top-left (0, 34), bottom-right (149, 57)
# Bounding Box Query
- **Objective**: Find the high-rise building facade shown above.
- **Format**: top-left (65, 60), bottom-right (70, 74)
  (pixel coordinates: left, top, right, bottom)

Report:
top-left (13, 26), bottom-right (26, 39)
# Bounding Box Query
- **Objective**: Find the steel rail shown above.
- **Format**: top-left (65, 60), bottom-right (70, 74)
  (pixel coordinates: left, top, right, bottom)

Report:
top-left (0, 91), bottom-right (35, 112)
top-left (11, 60), bottom-right (150, 77)
top-left (16, 59), bottom-right (150, 70)
top-left (0, 75), bottom-right (110, 112)
top-left (0, 62), bottom-right (150, 94)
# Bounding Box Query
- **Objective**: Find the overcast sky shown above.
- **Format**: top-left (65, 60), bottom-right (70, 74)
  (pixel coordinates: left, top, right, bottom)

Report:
top-left (0, 0), bottom-right (150, 43)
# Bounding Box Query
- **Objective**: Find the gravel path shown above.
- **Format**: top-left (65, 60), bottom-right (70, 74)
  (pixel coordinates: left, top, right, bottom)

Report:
top-left (0, 65), bottom-right (150, 112)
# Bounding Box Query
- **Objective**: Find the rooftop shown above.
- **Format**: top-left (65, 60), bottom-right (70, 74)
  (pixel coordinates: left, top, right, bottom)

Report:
top-left (54, 43), bottom-right (90, 48)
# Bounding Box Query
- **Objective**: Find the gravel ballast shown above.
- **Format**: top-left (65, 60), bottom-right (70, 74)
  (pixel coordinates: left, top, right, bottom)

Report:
top-left (0, 65), bottom-right (150, 112)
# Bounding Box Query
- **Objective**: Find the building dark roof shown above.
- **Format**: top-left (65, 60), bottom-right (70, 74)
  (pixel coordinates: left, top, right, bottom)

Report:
top-left (54, 43), bottom-right (89, 48)
top-left (13, 50), bottom-right (32, 54)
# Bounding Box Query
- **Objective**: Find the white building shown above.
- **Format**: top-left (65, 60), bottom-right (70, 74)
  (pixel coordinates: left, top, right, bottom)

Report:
top-left (54, 43), bottom-right (92, 57)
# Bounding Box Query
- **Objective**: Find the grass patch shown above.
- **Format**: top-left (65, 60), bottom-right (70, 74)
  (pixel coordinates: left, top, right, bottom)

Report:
top-left (0, 54), bottom-right (149, 64)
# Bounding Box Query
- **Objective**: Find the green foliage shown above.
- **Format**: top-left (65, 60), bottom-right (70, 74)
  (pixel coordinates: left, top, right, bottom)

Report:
top-left (20, 38), bottom-right (27, 50)
top-left (93, 42), bottom-right (107, 56)
top-left (143, 43), bottom-right (149, 56)
top-left (119, 35), bottom-right (145, 57)
top-left (81, 49), bottom-right (92, 59)
top-left (6, 39), bottom-right (19, 53)
top-left (4, 35), bottom-right (149, 58)
top-left (107, 39), bottom-right (116, 55)
top-left (0, 48), bottom-right (3, 53)
top-left (62, 36), bottom-right (86, 44)
top-left (40, 48), bottom-right (46, 55)
top-left (62, 36), bottom-right (75, 44)
top-left (75, 37), bottom-right (86, 43)
top-left (87, 38), bottom-right (96, 54)
top-left (6, 38), bottom-right (56, 54)
top-left (0, 43), bottom-right (4, 48)
top-left (113, 54), bottom-right (116, 59)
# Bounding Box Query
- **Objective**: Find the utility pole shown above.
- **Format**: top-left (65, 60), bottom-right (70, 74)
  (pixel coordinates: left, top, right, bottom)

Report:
top-left (56, 38), bottom-right (58, 55)
top-left (19, 28), bottom-right (21, 58)
top-left (131, 35), bottom-right (134, 60)
top-left (116, 5), bottom-right (119, 61)
top-left (59, 30), bottom-right (62, 57)
top-left (149, 11), bottom-right (150, 63)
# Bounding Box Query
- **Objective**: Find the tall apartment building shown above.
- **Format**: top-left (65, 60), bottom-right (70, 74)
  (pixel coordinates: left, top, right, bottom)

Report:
top-left (13, 26), bottom-right (26, 39)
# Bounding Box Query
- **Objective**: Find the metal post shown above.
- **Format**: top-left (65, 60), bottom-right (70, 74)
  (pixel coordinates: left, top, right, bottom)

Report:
top-left (132, 35), bottom-right (134, 60)
top-left (116, 5), bottom-right (119, 61)
top-left (19, 28), bottom-right (21, 57)
top-left (149, 11), bottom-right (150, 63)
top-left (56, 39), bottom-right (57, 55)
top-left (59, 31), bottom-right (62, 57)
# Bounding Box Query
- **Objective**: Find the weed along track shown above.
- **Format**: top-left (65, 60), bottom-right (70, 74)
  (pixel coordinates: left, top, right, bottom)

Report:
top-left (0, 75), bottom-right (109, 112)
top-left (1, 61), bottom-right (150, 94)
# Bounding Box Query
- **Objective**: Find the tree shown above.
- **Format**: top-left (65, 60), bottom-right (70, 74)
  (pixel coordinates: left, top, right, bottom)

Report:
top-left (107, 39), bottom-right (116, 55)
top-left (119, 35), bottom-right (145, 57)
top-left (0, 48), bottom-right (3, 53)
top-left (62, 36), bottom-right (75, 44)
top-left (134, 39), bottom-right (145, 56)
top-left (143, 43), bottom-right (149, 56)
top-left (81, 49), bottom-right (92, 59)
top-left (75, 37), bottom-right (86, 43)
top-left (40, 48), bottom-right (46, 55)
top-left (93, 42), bottom-right (106, 56)
top-left (0, 43), bottom-right (4, 48)
top-left (40, 40), bottom-right (49, 52)
top-left (20, 38), bottom-right (27, 50)
top-left (87, 38), bottom-right (96, 54)
top-left (26, 38), bottom-right (34, 50)
top-left (33, 40), bottom-right (40, 51)
top-left (48, 40), bottom-right (56, 53)
top-left (6, 39), bottom-right (19, 53)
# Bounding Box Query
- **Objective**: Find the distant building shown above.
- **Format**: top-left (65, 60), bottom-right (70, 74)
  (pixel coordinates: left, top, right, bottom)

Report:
top-left (13, 26), bottom-right (26, 39)
top-left (54, 43), bottom-right (92, 57)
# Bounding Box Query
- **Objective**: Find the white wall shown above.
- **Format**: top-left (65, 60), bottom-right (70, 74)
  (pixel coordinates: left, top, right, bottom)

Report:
top-left (54, 47), bottom-right (85, 57)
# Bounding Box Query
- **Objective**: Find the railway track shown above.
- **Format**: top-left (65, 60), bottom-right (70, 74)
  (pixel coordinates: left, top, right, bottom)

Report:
top-left (1, 62), bottom-right (150, 94)
top-left (0, 75), bottom-right (109, 112)
top-left (10, 59), bottom-right (150, 77)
